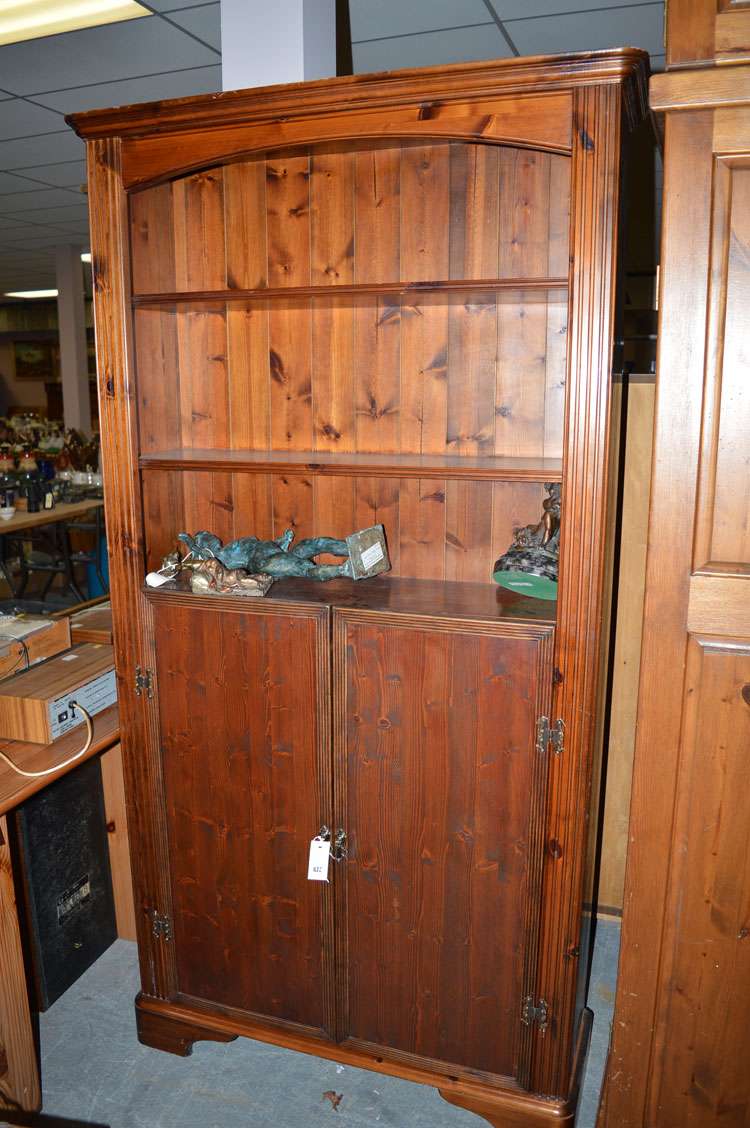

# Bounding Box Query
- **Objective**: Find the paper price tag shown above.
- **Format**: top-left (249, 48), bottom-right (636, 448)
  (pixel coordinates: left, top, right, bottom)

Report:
top-left (360, 541), bottom-right (384, 569)
top-left (146, 571), bottom-right (174, 587)
top-left (308, 836), bottom-right (330, 882)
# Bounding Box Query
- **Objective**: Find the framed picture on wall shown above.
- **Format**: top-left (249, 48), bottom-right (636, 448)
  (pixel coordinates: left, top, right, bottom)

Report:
top-left (10, 340), bottom-right (59, 381)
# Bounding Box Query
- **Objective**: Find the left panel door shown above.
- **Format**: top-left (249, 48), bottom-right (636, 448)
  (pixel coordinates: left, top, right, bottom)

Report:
top-left (149, 595), bottom-right (334, 1041)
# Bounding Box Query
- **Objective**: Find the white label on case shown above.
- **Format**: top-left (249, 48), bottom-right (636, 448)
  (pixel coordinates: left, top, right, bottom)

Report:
top-left (308, 837), bottom-right (330, 882)
top-left (360, 542), bottom-right (384, 569)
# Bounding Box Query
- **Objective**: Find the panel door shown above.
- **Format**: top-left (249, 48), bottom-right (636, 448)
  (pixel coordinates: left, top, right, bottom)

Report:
top-left (655, 638), bottom-right (750, 1122)
top-left (333, 610), bottom-right (555, 1086)
top-left (149, 596), bottom-right (334, 1040)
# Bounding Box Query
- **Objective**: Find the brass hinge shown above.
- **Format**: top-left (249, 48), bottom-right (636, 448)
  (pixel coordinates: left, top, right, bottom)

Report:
top-left (536, 716), bottom-right (565, 756)
top-left (521, 995), bottom-right (549, 1031)
top-left (135, 665), bottom-right (155, 698)
top-left (151, 910), bottom-right (171, 941)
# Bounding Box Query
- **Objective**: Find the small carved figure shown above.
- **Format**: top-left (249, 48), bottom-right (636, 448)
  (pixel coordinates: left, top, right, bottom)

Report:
top-left (493, 483), bottom-right (562, 600)
top-left (511, 482), bottom-right (561, 555)
top-left (190, 557), bottom-right (273, 597)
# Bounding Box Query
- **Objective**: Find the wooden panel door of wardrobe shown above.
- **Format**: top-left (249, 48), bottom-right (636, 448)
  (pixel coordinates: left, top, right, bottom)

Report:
top-left (333, 609), bottom-right (555, 1087)
top-left (149, 596), bottom-right (334, 1041)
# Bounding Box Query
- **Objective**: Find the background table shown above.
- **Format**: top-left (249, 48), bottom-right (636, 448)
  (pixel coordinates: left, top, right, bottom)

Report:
top-left (0, 499), bottom-right (105, 602)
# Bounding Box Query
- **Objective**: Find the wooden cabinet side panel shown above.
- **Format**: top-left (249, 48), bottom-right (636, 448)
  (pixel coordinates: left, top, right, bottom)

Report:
top-left (535, 85), bottom-right (625, 1097)
top-left (334, 612), bottom-right (554, 1086)
top-left (150, 597), bottom-right (334, 1037)
top-left (87, 138), bottom-right (175, 998)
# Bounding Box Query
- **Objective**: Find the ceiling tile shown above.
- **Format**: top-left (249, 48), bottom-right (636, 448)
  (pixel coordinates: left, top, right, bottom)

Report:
top-left (0, 99), bottom-right (65, 141)
top-left (163, 2), bottom-right (221, 51)
top-left (7, 203), bottom-right (88, 224)
top-left (0, 131), bottom-right (85, 171)
top-left (10, 161), bottom-right (88, 189)
top-left (0, 16), bottom-right (218, 97)
top-left (0, 186), bottom-right (82, 212)
top-left (353, 23), bottom-right (512, 73)
top-left (0, 227), bottom-right (83, 244)
top-left (0, 170), bottom-right (44, 194)
top-left (492, 0), bottom-right (659, 16)
top-left (507, 5), bottom-right (665, 59)
top-left (33, 65), bottom-right (222, 115)
top-left (145, 0), bottom-right (217, 9)
top-left (350, 0), bottom-right (492, 41)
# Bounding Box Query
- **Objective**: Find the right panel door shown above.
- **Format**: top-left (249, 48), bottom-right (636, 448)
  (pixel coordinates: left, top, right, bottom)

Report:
top-left (333, 609), bottom-right (555, 1087)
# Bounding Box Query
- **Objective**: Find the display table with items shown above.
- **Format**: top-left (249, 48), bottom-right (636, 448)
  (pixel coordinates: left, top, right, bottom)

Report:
top-left (0, 498), bottom-right (106, 604)
top-left (0, 601), bottom-right (130, 1120)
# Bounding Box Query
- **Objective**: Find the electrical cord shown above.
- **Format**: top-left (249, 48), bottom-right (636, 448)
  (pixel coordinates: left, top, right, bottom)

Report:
top-left (0, 632), bottom-right (30, 678)
top-left (0, 700), bottom-right (94, 779)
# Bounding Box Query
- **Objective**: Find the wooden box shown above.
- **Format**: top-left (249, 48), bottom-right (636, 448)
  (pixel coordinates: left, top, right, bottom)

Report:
top-left (0, 615), bottom-right (72, 681)
top-left (0, 643), bottom-right (116, 744)
top-left (69, 602), bottom-right (113, 645)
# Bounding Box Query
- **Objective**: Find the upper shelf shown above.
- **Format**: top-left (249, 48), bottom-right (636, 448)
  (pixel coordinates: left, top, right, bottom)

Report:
top-left (130, 278), bottom-right (569, 307)
top-left (139, 449), bottom-right (564, 482)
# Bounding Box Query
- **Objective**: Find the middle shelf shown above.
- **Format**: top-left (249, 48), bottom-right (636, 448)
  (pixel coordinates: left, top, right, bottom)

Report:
top-left (138, 448), bottom-right (564, 482)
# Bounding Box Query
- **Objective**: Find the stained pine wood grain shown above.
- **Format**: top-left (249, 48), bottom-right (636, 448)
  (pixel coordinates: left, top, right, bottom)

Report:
top-left (496, 150), bottom-right (568, 460)
top-left (653, 639), bottom-right (750, 1122)
top-left (354, 144), bottom-right (402, 455)
top-left (0, 814), bottom-right (42, 1115)
top-left (273, 472), bottom-right (315, 543)
top-left (134, 310), bottom-right (182, 453)
top-left (224, 158), bottom-right (268, 291)
top-left (335, 612), bottom-right (554, 1082)
top-left (698, 160), bottom-right (750, 568)
top-left (398, 479), bottom-right (447, 580)
top-left (73, 53), bottom-right (647, 1127)
top-left (310, 150), bottom-right (355, 458)
top-left (445, 480), bottom-right (496, 583)
top-left (152, 599), bottom-right (333, 1033)
top-left (100, 742), bottom-right (137, 942)
top-left (129, 179), bottom-right (177, 294)
top-left (226, 306), bottom-right (271, 450)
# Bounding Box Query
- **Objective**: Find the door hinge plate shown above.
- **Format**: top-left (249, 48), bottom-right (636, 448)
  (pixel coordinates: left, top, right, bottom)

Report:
top-left (135, 665), bottom-right (155, 698)
top-left (151, 910), bottom-right (171, 941)
top-left (536, 716), bottom-right (565, 755)
top-left (521, 995), bottom-right (549, 1031)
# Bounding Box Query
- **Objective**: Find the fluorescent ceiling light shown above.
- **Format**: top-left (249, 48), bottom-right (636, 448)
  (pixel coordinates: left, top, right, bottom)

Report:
top-left (0, 0), bottom-right (149, 46)
top-left (4, 289), bottom-right (59, 298)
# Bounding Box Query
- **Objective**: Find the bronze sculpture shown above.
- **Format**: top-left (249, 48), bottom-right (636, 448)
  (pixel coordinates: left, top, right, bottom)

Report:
top-left (177, 524), bottom-right (390, 589)
top-left (493, 483), bottom-right (561, 600)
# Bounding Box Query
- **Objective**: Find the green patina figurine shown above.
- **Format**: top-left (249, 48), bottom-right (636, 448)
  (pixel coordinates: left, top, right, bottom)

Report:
top-left (177, 524), bottom-right (390, 585)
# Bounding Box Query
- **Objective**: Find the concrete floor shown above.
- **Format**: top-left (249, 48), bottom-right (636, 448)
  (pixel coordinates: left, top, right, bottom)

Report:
top-left (16, 920), bottom-right (620, 1128)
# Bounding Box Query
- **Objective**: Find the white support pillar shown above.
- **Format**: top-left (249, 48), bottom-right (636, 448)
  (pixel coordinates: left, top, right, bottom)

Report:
top-left (55, 243), bottom-right (91, 435)
top-left (220, 0), bottom-right (336, 91)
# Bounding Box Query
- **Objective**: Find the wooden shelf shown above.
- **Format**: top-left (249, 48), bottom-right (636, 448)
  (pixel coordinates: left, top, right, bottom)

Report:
top-left (130, 277), bottom-right (569, 307)
top-left (139, 448), bottom-right (564, 482)
top-left (146, 573), bottom-right (558, 625)
top-left (0, 704), bottom-right (120, 817)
